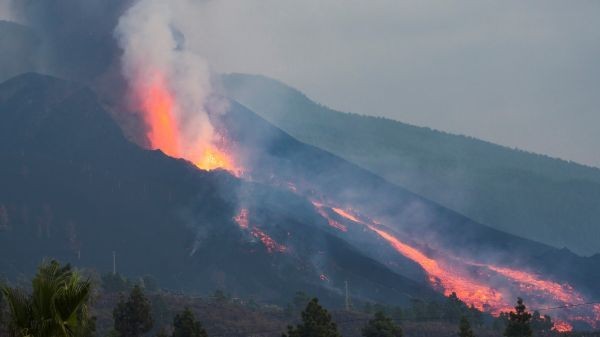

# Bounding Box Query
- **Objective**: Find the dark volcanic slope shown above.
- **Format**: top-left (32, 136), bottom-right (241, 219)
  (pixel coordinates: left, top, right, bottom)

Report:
top-left (222, 73), bottom-right (600, 257)
top-left (0, 73), bottom-right (436, 306)
top-left (215, 93), bottom-right (600, 299)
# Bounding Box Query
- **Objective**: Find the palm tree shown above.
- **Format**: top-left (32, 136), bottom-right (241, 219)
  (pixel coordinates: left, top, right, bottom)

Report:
top-left (1, 260), bottom-right (94, 337)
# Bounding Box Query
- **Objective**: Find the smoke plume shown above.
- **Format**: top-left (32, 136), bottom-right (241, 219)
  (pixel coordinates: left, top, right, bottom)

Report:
top-left (115, 0), bottom-right (224, 163)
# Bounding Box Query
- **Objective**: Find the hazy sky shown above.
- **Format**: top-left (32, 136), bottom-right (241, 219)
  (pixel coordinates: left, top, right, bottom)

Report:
top-left (182, 0), bottom-right (600, 168)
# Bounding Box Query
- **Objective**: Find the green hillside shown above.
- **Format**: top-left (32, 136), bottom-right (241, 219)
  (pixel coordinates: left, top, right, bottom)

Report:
top-left (222, 73), bottom-right (600, 256)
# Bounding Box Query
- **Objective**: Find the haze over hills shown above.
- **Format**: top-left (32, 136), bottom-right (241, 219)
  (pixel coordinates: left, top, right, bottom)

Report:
top-left (222, 73), bottom-right (600, 256)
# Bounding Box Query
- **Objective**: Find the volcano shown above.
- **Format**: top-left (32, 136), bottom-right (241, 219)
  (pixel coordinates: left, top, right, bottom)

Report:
top-left (0, 73), bottom-right (437, 306)
top-left (1, 73), bottom-right (599, 329)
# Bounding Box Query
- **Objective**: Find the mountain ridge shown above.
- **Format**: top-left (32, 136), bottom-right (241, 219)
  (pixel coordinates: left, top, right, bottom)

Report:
top-left (221, 72), bottom-right (600, 256)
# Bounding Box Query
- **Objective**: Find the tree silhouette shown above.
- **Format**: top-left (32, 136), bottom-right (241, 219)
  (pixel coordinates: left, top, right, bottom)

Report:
top-left (504, 298), bottom-right (532, 337)
top-left (458, 316), bottom-right (475, 337)
top-left (113, 285), bottom-right (153, 337)
top-left (361, 311), bottom-right (402, 337)
top-left (283, 298), bottom-right (341, 337)
top-left (172, 307), bottom-right (208, 337)
top-left (530, 311), bottom-right (553, 334)
top-left (1, 260), bottom-right (94, 337)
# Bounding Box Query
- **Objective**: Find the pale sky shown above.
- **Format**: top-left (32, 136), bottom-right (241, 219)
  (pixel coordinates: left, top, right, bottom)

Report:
top-left (184, 0), bottom-right (600, 168)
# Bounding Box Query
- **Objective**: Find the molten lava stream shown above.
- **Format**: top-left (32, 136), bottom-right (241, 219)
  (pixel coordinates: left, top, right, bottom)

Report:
top-left (311, 201), bottom-right (348, 232)
top-left (367, 225), bottom-right (506, 312)
top-left (323, 204), bottom-right (600, 330)
top-left (233, 208), bottom-right (286, 254)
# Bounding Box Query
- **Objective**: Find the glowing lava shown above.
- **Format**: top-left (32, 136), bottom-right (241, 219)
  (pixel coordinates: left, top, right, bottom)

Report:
top-left (311, 202), bottom-right (348, 232)
top-left (233, 208), bottom-right (249, 229)
top-left (314, 203), bottom-right (600, 330)
top-left (251, 227), bottom-right (287, 253)
top-left (368, 224), bottom-right (505, 312)
top-left (136, 75), bottom-right (240, 175)
top-left (553, 320), bottom-right (573, 332)
top-left (234, 208), bottom-right (286, 253)
top-left (487, 266), bottom-right (584, 305)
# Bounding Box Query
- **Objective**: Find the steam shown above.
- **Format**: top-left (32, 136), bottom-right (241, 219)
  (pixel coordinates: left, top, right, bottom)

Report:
top-left (0, 0), bottom-right (16, 21)
top-left (115, 0), bottom-right (222, 158)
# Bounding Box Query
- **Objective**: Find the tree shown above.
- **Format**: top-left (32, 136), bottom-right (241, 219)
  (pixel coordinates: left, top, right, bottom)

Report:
top-left (113, 285), bottom-right (153, 337)
top-left (155, 328), bottom-right (169, 337)
top-left (504, 298), bottom-right (532, 337)
top-left (0, 288), bottom-right (5, 334)
top-left (1, 260), bottom-right (94, 337)
top-left (212, 289), bottom-right (228, 303)
top-left (102, 273), bottom-right (130, 293)
top-left (283, 298), bottom-right (341, 337)
top-left (361, 311), bottom-right (402, 337)
top-left (458, 316), bottom-right (475, 337)
top-left (530, 311), bottom-right (553, 334)
top-left (444, 292), bottom-right (468, 322)
top-left (172, 308), bottom-right (208, 337)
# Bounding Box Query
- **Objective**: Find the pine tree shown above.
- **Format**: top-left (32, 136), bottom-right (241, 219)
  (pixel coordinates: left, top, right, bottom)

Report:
top-left (113, 285), bottom-right (154, 337)
top-left (172, 307), bottom-right (208, 337)
top-left (283, 298), bottom-right (341, 337)
top-left (530, 311), bottom-right (553, 334)
top-left (155, 328), bottom-right (169, 337)
top-left (361, 311), bottom-right (402, 337)
top-left (504, 298), bottom-right (532, 337)
top-left (458, 316), bottom-right (475, 337)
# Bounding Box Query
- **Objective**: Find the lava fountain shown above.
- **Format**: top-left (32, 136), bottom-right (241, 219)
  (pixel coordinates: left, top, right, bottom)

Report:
top-left (134, 74), bottom-right (241, 174)
top-left (116, 0), bottom-right (241, 175)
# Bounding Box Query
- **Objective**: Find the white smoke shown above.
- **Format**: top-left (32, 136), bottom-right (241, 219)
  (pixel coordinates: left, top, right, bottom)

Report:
top-left (115, 0), bottom-right (224, 159)
top-left (0, 0), bottom-right (16, 21)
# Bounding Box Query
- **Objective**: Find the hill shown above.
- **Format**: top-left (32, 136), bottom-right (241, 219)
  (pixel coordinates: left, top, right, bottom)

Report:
top-left (0, 73), bottom-right (440, 307)
top-left (221, 73), bottom-right (600, 256)
top-left (2, 73), bottom-right (600, 329)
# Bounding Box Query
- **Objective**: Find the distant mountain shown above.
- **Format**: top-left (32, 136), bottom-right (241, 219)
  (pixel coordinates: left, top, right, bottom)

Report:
top-left (0, 73), bottom-right (438, 306)
top-left (221, 73), bottom-right (600, 256)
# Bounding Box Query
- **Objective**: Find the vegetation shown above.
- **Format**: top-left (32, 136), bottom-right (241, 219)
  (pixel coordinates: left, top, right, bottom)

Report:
top-left (504, 298), bottom-right (532, 337)
top-left (0, 261), bottom-right (565, 337)
top-left (113, 285), bottom-right (154, 337)
top-left (458, 316), bottom-right (475, 337)
top-left (361, 311), bottom-right (402, 337)
top-left (172, 308), bottom-right (208, 337)
top-left (0, 260), bottom-right (94, 337)
top-left (283, 298), bottom-right (341, 337)
top-left (530, 311), bottom-right (554, 335)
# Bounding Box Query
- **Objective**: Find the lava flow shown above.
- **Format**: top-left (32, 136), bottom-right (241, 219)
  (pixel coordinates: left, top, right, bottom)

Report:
top-left (316, 203), bottom-right (600, 330)
top-left (311, 201), bottom-right (348, 232)
top-left (135, 75), bottom-right (241, 175)
top-left (368, 224), bottom-right (506, 312)
top-left (234, 208), bottom-right (286, 253)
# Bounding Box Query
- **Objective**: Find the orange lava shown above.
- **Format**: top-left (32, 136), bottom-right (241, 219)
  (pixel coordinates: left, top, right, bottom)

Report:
top-left (487, 266), bottom-right (584, 305)
top-left (311, 202), bottom-right (348, 232)
top-left (233, 209), bottom-right (286, 253)
top-left (331, 207), bottom-right (362, 224)
top-left (233, 208), bottom-right (249, 229)
top-left (553, 320), bottom-right (573, 332)
top-left (367, 225), bottom-right (505, 312)
top-left (140, 79), bottom-right (180, 156)
top-left (251, 227), bottom-right (287, 253)
top-left (136, 75), bottom-right (240, 174)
